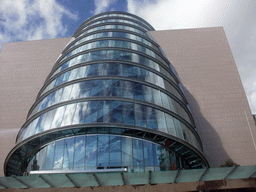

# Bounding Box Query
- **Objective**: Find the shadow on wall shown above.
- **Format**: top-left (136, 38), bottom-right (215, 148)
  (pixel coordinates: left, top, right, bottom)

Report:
top-left (182, 86), bottom-right (230, 167)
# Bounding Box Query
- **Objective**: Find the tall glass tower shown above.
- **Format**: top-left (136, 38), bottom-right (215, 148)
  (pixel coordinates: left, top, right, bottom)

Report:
top-left (5, 12), bottom-right (209, 176)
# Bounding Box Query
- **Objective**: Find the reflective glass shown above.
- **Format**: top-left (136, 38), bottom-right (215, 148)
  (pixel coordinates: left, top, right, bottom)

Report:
top-left (53, 140), bottom-right (64, 169)
top-left (28, 135), bottom-right (187, 172)
top-left (85, 136), bottom-right (97, 169)
top-left (63, 137), bottom-right (74, 170)
top-left (74, 136), bottom-right (85, 169)
top-left (97, 135), bottom-right (109, 168)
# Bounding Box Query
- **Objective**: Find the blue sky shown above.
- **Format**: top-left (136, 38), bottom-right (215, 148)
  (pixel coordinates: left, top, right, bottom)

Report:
top-left (0, 0), bottom-right (255, 113)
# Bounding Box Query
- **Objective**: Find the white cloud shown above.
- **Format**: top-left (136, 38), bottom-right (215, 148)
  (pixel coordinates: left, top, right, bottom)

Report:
top-left (93, 0), bottom-right (118, 15)
top-left (0, 0), bottom-right (78, 48)
top-left (127, 0), bottom-right (256, 113)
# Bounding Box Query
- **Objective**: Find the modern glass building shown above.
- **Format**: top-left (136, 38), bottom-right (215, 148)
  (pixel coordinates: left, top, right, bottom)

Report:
top-left (4, 12), bottom-right (209, 176)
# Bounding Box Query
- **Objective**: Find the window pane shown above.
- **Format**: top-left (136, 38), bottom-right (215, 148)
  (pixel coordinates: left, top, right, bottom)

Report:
top-left (84, 101), bottom-right (99, 123)
top-left (97, 135), bottom-right (109, 168)
top-left (110, 101), bottom-right (122, 123)
top-left (133, 139), bottom-right (144, 172)
top-left (72, 102), bottom-right (88, 124)
top-left (110, 136), bottom-right (121, 167)
top-left (123, 102), bottom-right (134, 125)
top-left (121, 137), bottom-right (133, 168)
top-left (53, 140), bottom-right (64, 170)
top-left (61, 103), bottom-right (77, 126)
top-left (51, 106), bottom-right (66, 128)
top-left (63, 137), bottom-right (75, 170)
top-left (85, 135), bottom-right (97, 169)
top-left (74, 136), bottom-right (85, 169)
top-left (135, 104), bottom-right (147, 127)
top-left (43, 142), bottom-right (55, 170)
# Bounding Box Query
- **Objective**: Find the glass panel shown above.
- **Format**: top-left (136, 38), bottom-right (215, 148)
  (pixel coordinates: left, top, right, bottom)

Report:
top-left (165, 114), bottom-right (176, 136)
top-left (68, 68), bottom-right (79, 81)
top-left (74, 136), bottom-right (85, 169)
top-left (110, 135), bottom-right (121, 167)
top-left (101, 80), bottom-right (112, 96)
top-left (53, 140), bottom-right (64, 170)
top-left (144, 141), bottom-right (154, 171)
top-left (37, 147), bottom-right (47, 171)
top-left (90, 80), bottom-right (102, 96)
top-left (97, 100), bottom-right (111, 123)
top-left (51, 106), bottom-right (66, 128)
top-left (121, 137), bottom-right (133, 169)
top-left (155, 110), bottom-right (167, 133)
top-left (143, 86), bottom-right (154, 103)
top-left (112, 80), bottom-right (122, 97)
top-left (152, 89), bottom-right (162, 106)
top-left (80, 81), bottom-right (91, 98)
top-left (69, 83), bottom-right (81, 100)
top-left (76, 66), bottom-right (87, 79)
top-left (133, 139), bottom-right (144, 172)
top-left (135, 104), bottom-right (147, 127)
top-left (34, 113), bottom-right (47, 134)
top-left (43, 142), bottom-right (55, 170)
top-left (85, 135), bottom-right (97, 169)
top-left (122, 81), bottom-right (133, 99)
top-left (42, 109), bottom-right (56, 131)
top-left (123, 102), bottom-right (134, 125)
top-left (63, 137), bottom-right (75, 170)
top-left (61, 103), bottom-right (77, 126)
top-left (146, 107), bottom-right (158, 130)
top-left (97, 135), bottom-right (109, 168)
top-left (84, 101), bottom-right (99, 123)
top-left (134, 82), bottom-right (144, 101)
top-left (110, 101), bottom-right (122, 123)
top-left (72, 102), bottom-right (88, 124)
top-left (60, 85), bottom-right (73, 102)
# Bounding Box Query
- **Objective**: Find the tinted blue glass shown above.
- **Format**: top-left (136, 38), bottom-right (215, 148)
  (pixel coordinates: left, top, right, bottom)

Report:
top-left (43, 142), bottom-right (55, 170)
top-left (53, 140), bottom-right (64, 169)
top-left (143, 142), bottom-right (154, 171)
top-left (133, 82), bottom-right (144, 100)
top-left (90, 80), bottom-right (102, 96)
top-left (146, 107), bottom-right (158, 130)
top-left (62, 71), bottom-right (71, 82)
top-left (85, 136), bottom-right (97, 169)
top-left (84, 101), bottom-right (99, 123)
top-left (80, 81), bottom-right (91, 98)
top-left (101, 80), bottom-right (113, 96)
top-left (97, 135), bottom-right (109, 168)
top-left (112, 80), bottom-right (122, 97)
top-left (72, 102), bottom-right (88, 124)
top-left (54, 75), bottom-right (63, 87)
top-left (74, 136), bottom-right (85, 169)
top-left (97, 100), bottom-right (111, 123)
top-left (133, 139), bottom-right (144, 172)
top-left (121, 137), bottom-right (133, 168)
top-left (135, 104), bottom-right (147, 127)
top-left (110, 101), bottom-right (122, 123)
top-left (123, 102), bottom-right (134, 125)
top-left (122, 81), bottom-right (133, 99)
top-left (63, 137), bottom-right (74, 170)
top-left (110, 135), bottom-right (121, 167)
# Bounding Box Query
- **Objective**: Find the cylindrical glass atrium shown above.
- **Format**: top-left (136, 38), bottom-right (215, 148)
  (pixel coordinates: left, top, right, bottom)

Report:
top-left (5, 11), bottom-right (209, 176)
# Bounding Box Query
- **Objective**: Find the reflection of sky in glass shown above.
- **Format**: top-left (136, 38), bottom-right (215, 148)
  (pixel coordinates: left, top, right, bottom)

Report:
top-left (28, 135), bottom-right (181, 172)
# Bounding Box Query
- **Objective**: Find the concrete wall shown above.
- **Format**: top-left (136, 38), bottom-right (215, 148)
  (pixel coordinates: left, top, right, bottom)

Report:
top-left (150, 27), bottom-right (256, 167)
top-left (0, 37), bottom-right (72, 176)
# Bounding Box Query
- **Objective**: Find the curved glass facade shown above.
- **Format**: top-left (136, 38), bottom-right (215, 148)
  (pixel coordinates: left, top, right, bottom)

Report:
top-left (5, 11), bottom-right (209, 176)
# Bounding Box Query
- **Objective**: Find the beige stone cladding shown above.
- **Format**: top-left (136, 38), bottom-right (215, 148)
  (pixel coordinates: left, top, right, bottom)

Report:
top-left (150, 27), bottom-right (256, 167)
top-left (0, 37), bottom-right (72, 176)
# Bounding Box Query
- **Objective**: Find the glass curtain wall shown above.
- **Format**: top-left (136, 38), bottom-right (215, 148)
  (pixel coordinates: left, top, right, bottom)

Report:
top-left (4, 11), bottom-right (208, 176)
